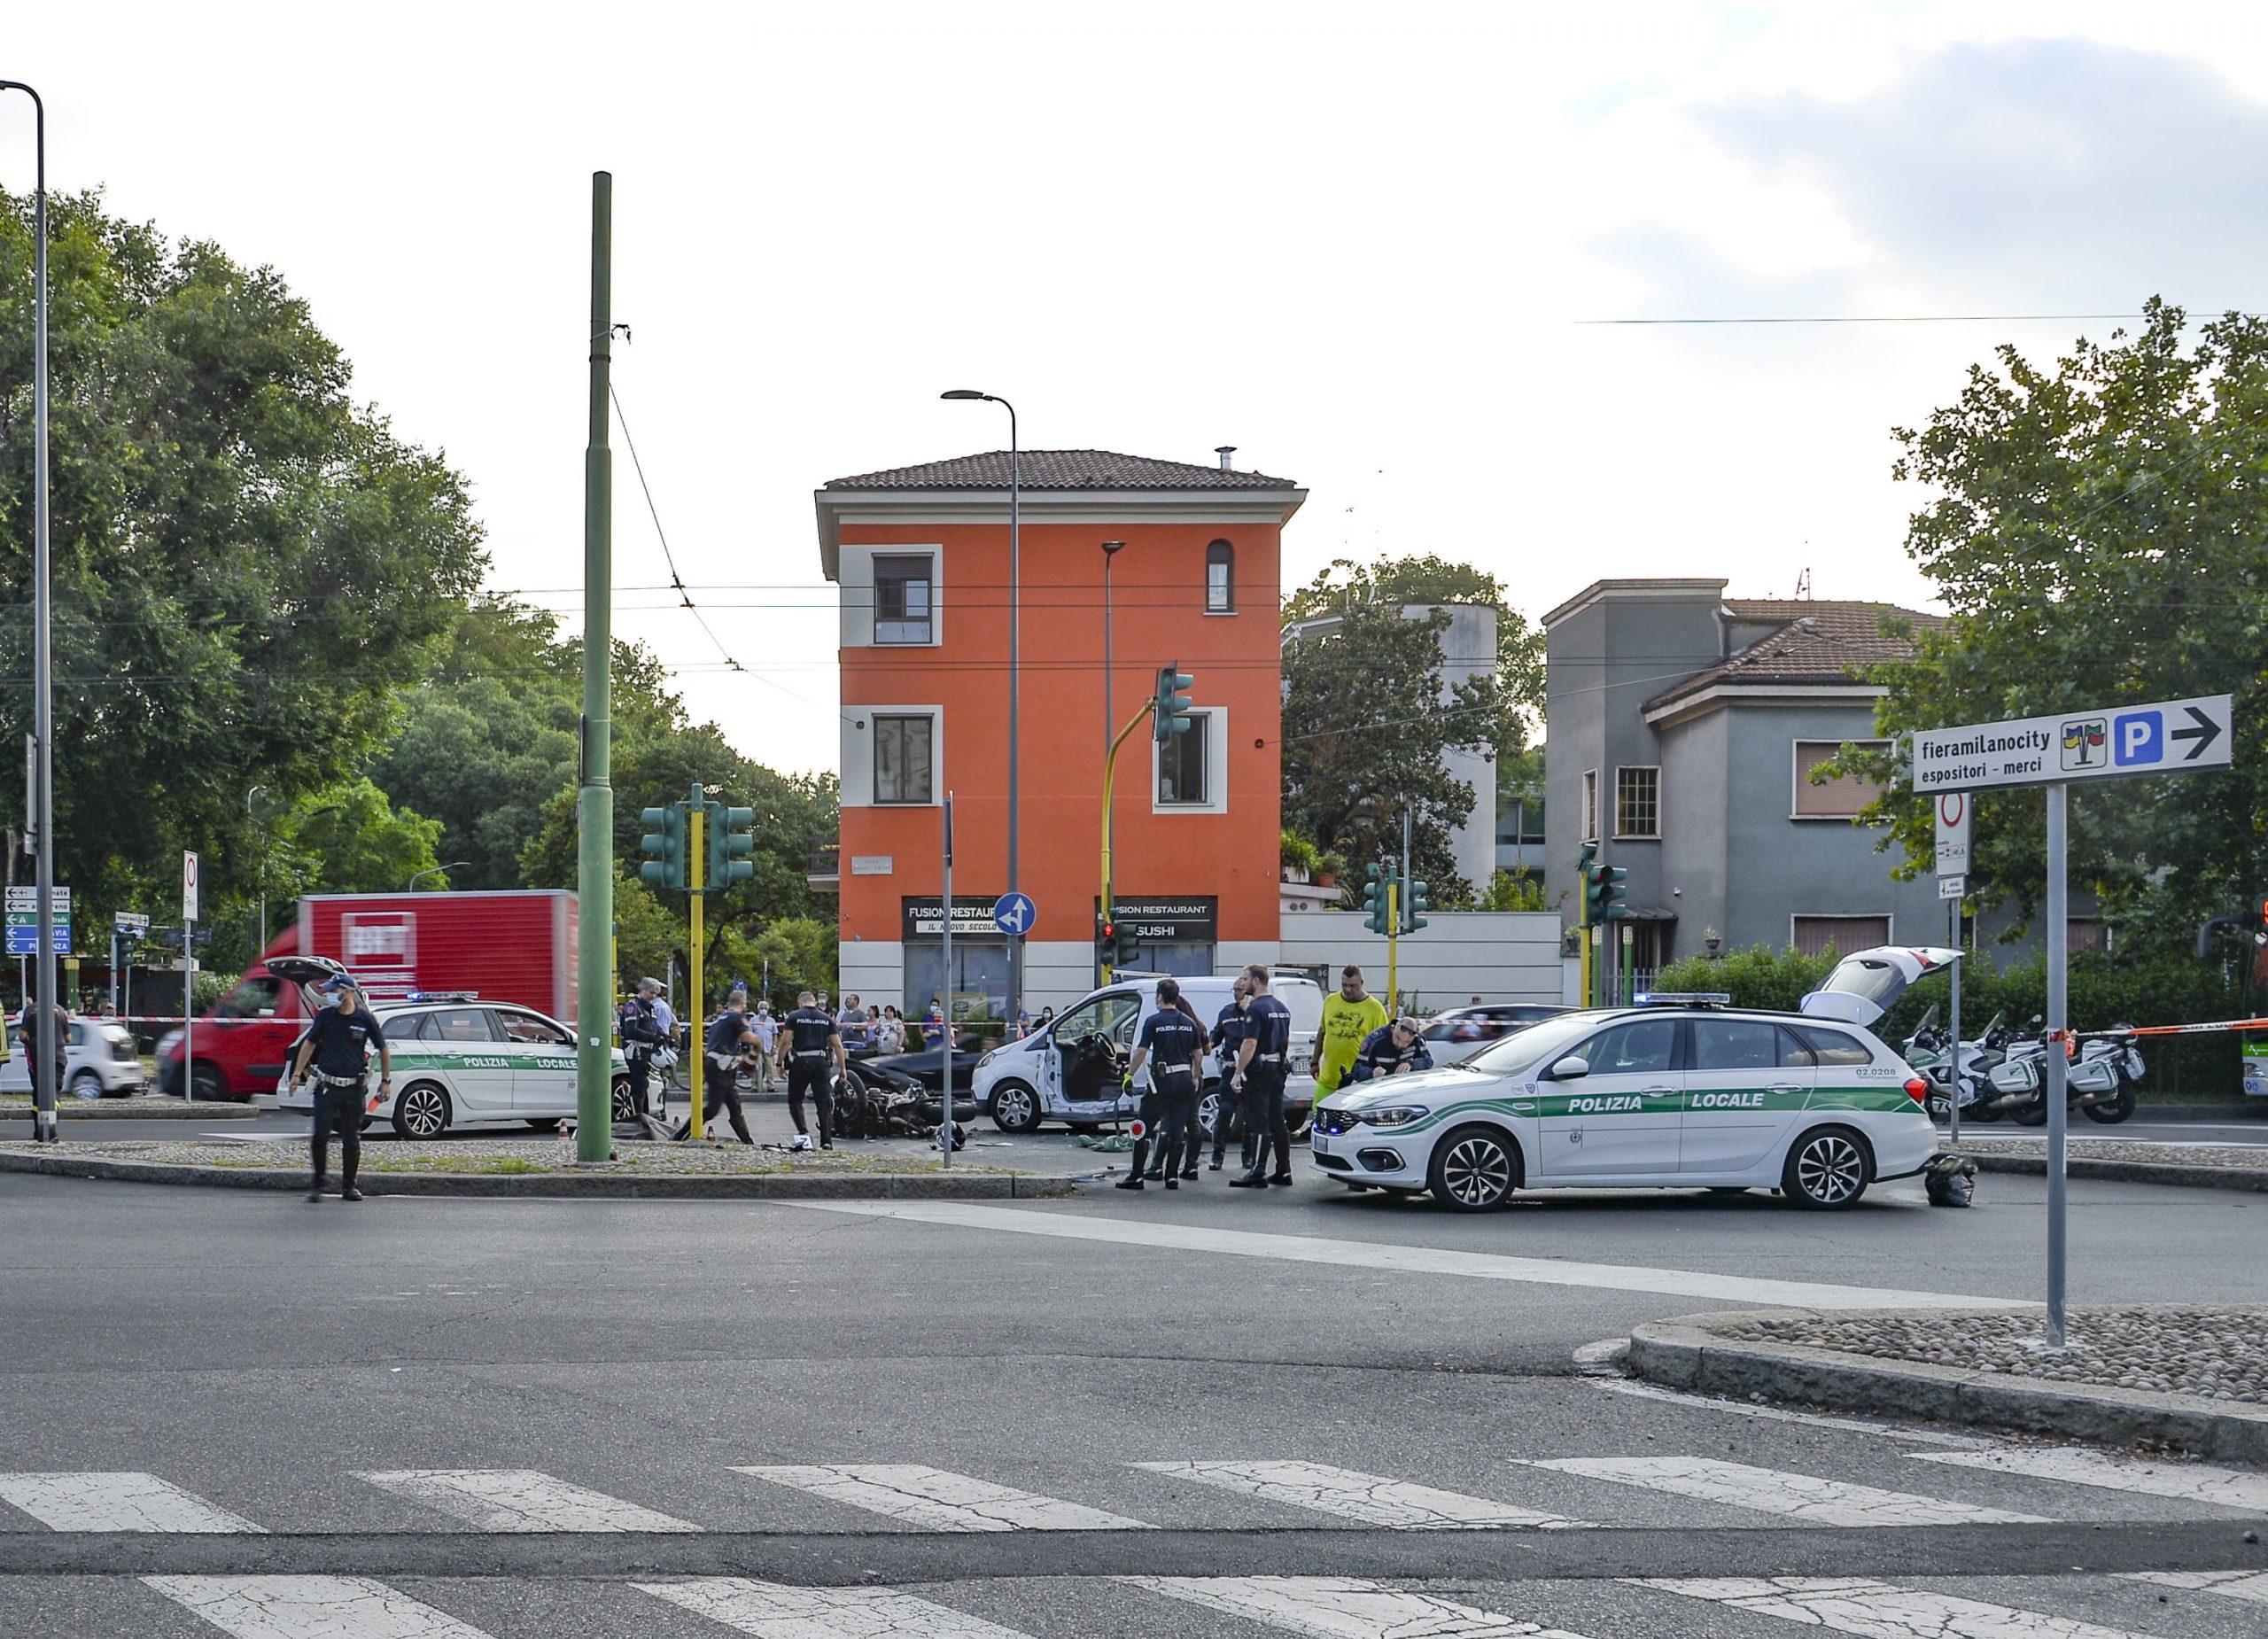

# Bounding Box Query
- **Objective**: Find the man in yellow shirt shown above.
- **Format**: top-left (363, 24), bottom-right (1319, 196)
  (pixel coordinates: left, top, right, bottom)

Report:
top-left (1313, 965), bottom-right (1388, 1099)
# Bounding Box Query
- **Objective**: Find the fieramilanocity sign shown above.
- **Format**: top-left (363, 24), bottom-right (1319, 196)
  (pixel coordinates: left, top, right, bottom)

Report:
top-left (1910, 694), bottom-right (2232, 793)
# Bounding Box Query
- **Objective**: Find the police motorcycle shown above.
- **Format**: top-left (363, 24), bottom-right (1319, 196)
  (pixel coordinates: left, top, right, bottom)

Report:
top-left (1979, 1014), bottom-right (2140, 1127)
top-left (1903, 1004), bottom-right (1996, 1124)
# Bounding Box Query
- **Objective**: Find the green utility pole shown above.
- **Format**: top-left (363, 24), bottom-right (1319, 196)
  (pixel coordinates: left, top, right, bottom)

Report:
top-left (575, 171), bottom-right (616, 1161)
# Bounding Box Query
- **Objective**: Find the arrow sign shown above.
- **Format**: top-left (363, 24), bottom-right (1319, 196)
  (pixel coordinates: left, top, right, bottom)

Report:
top-left (2172, 704), bottom-right (2222, 761)
top-left (1913, 693), bottom-right (2233, 793)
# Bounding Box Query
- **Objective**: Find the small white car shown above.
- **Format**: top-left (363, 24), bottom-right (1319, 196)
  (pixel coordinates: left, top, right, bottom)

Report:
top-left (1, 1014), bottom-right (149, 1099)
top-left (1311, 994), bottom-right (1934, 1211)
top-left (972, 971), bottom-right (1323, 1137)
top-left (274, 987), bottom-right (633, 1139)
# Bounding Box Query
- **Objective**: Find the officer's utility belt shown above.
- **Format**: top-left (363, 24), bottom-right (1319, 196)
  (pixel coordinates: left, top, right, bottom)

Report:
top-left (793, 1050), bottom-right (827, 1060)
top-left (1252, 1053), bottom-right (1285, 1064)
top-left (314, 1071), bottom-right (366, 1088)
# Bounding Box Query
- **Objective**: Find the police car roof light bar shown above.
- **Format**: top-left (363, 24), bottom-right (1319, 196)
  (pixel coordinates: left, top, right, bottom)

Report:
top-left (406, 990), bottom-right (481, 1004)
top-left (1633, 990), bottom-right (1732, 1008)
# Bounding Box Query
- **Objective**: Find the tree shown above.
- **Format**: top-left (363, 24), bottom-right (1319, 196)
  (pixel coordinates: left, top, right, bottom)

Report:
top-left (1283, 554), bottom-right (1543, 764)
top-left (1835, 300), bottom-right (2268, 949)
top-left (276, 780), bottom-right (442, 896)
top-left (1279, 599), bottom-right (1491, 900)
top-left (0, 190), bottom-right (486, 908)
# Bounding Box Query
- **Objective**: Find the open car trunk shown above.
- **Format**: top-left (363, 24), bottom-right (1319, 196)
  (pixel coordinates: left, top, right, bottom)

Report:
top-left (1799, 946), bottom-right (1961, 1028)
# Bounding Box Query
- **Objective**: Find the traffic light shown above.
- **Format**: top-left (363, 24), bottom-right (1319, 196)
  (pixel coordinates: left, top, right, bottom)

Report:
top-left (1097, 915), bottom-right (1136, 970)
top-left (708, 804), bottom-right (756, 889)
top-left (1362, 862), bottom-right (1393, 935)
top-left (1153, 664), bottom-right (1196, 743)
top-left (1584, 863), bottom-right (1628, 924)
top-left (640, 804), bottom-right (687, 891)
top-left (1403, 878), bottom-right (1431, 934)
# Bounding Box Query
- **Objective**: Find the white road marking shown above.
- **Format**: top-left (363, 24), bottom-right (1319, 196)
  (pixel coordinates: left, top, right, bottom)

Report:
top-left (0, 1472), bottom-right (266, 1533)
top-left (1522, 1456), bottom-right (2045, 1526)
top-left (1914, 1447), bottom-right (2268, 1512)
top-left (1583, 1376), bottom-right (1990, 1447)
top-left (1135, 1459), bottom-right (1586, 1530)
top-left (355, 1469), bottom-right (697, 1533)
top-left (144, 1575), bottom-right (494, 1637)
top-left (1637, 1576), bottom-right (2157, 1638)
top-left (734, 1464), bottom-right (1148, 1532)
top-left (2126, 1570), bottom-right (2268, 1604)
top-left (1126, 1575), bottom-right (1588, 1637)
top-left (786, 1200), bottom-right (2028, 1310)
top-left (636, 1577), bottom-right (1036, 1635)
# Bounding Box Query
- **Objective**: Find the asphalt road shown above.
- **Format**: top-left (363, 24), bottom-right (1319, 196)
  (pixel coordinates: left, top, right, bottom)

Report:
top-left (4, 1159), bottom-right (2268, 1635)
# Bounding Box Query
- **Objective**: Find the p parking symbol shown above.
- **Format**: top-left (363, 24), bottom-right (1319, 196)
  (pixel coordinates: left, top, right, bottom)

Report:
top-left (2114, 709), bottom-right (2163, 767)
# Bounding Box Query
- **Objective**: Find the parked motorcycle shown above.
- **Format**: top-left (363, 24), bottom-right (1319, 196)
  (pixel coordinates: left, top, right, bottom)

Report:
top-left (1986, 1014), bottom-right (2140, 1126)
top-left (1904, 1005), bottom-right (2000, 1124)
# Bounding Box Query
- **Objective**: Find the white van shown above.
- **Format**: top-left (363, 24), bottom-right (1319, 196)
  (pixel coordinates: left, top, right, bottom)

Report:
top-left (972, 971), bottom-right (1323, 1137)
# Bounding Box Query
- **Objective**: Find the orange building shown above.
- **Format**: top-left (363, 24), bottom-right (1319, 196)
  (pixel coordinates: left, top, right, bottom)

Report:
top-left (813, 449), bottom-right (1306, 1018)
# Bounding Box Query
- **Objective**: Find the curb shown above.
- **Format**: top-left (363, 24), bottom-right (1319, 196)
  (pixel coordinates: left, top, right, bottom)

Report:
top-left (1627, 1307), bottom-right (2268, 1466)
top-left (0, 1102), bottom-right (256, 1122)
top-left (0, 1149), bottom-right (1073, 1200)
top-left (1961, 1150), bottom-right (2268, 1194)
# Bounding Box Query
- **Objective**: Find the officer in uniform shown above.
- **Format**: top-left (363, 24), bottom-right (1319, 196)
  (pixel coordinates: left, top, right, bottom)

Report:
top-left (1207, 974), bottom-right (1251, 1172)
top-left (616, 978), bottom-right (667, 1125)
top-left (673, 987), bottom-right (757, 1145)
top-left (288, 974), bottom-right (391, 1202)
top-left (1351, 1015), bottom-right (1433, 1082)
top-left (1230, 963), bottom-right (1295, 1189)
top-left (1116, 978), bottom-right (1207, 1192)
top-left (780, 989), bottom-right (843, 1151)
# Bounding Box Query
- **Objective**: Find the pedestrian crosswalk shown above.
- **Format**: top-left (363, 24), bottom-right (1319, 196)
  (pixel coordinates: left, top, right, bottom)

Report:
top-left (0, 1443), bottom-right (2262, 1636)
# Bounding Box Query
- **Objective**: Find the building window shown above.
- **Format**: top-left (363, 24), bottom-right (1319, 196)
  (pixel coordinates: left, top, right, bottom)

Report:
top-left (2068, 919), bottom-right (2111, 953)
top-left (1793, 740), bottom-right (1887, 818)
top-left (1614, 766), bottom-right (1660, 838)
top-left (1581, 770), bottom-right (1599, 843)
top-left (1159, 711), bottom-right (1211, 805)
top-left (1791, 914), bottom-right (1891, 958)
top-left (1205, 540), bottom-right (1234, 612)
top-left (874, 714), bottom-right (934, 804)
top-left (873, 555), bottom-right (934, 644)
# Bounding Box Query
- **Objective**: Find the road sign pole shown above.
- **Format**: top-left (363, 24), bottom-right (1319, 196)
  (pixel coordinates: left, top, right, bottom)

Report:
top-left (689, 803), bottom-right (705, 1143)
top-left (941, 793), bottom-right (953, 1172)
top-left (1947, 897), bottom-right (1962, 1150)
top-left (183, 917), bottom-right (193, 1102)
top-left (574, 171), bottom-right (618, 1163)
top-left (1386, 883), bottom-right (1399, 1010)
top-left (2045, 781), bottom-right (2070, 1349)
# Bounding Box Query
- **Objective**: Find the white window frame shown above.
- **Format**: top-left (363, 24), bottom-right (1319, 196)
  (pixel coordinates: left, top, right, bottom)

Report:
top-left (1152, 705), bottom-right (1229, 815)
top-left (841, 703), bottom-right (943, 808)
top-left (1790, 738), bottom-right (1889, 820)
top-left (1581, 768), bottom-right (1599, 843)
top-left (1789, 913), bottom-right (1894, 957)
top-left (1612, 765), bottom-right (1660, 840)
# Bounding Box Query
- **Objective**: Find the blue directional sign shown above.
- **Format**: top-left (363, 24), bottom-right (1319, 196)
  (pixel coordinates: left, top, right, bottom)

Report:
top-left (991, 891), bottom-right (1037, 937)
top-left (1913, 694), bottom-right (2232, 794)
top-left (4, 916), bottom-right (69, 956)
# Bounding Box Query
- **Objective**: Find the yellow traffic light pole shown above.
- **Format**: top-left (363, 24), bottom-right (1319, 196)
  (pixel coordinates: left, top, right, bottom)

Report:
top-left (688, 804), bottom-right (705, 1141)
top-left (1577, 861), bottom-right (1594, 1009)
top-left (1097, 698), bottom-right (1156, 984)
top-left (1386, 882), bottom-right (1401, 1009)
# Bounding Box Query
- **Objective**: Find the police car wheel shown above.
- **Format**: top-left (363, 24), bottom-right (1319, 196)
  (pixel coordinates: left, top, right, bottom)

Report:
top-left (392, 1082), bottom-right (452, 1140)
top-left (1783, 1125), bottom-right (1870, 1210)
top-left (1427, 1125), bottom-right (1520, 1212)
top-left (989, 1080), bottom-right (1040, 1134)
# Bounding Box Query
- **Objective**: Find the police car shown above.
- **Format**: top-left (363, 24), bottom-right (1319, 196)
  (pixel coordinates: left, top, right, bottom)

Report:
top-left (1310, 991), bottom-right (1935, 1211)
top-left (268, 958), bottom-right (633, 1138)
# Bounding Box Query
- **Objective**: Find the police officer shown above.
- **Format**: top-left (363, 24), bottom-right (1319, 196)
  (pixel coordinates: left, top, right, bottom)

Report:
top-left (616, 978), bottom-right (667, 1124)
top-left (288, 974), bottom-right (391, 1203)
top-left (1230, 964), bottom-right (1294, 1189)
top-left (673, 987), bottom-right (757, 1145)
top-left (780, 989), bottom-right (843, 1151)
top-left (1351, 1015), bottom-right (1433, 1082)
top-left (1207, 974), bottom-right (1251, 1172)
top-left (1117, 979), bottom-right (1207, 1192)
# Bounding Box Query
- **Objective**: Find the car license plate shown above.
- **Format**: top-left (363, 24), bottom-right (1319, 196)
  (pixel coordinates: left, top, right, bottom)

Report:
top-left (1313, 1132), bottom-right (1331, 1155)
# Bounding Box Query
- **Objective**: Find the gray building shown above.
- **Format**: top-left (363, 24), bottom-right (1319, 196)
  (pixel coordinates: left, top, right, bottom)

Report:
top-left (1542, 579), bottom-right (1948, 974)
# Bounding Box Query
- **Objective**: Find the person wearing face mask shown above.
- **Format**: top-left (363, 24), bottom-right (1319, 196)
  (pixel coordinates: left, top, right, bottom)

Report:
top-left (749, 999), bottom-right (780, 1094)
top-left (288, 974), bottom-right (390, 1203)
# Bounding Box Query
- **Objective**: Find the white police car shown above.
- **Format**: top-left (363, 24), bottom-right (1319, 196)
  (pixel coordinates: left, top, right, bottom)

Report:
top-left (1310, 992), bottom-right (1935, 1211)
top-left (269, 959), bottom-right (633, 1139)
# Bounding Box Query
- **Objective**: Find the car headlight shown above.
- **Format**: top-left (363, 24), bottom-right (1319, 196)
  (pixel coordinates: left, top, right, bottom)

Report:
top-left (1355, 1106), bottom-right (1428, 1129)
top-left (978, 1050), bottom-right (997, 1069)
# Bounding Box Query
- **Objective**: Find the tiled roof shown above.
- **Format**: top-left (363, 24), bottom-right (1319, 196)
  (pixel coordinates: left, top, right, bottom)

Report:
top-left (1646, 601), bottom-right (1944, 711)
top-left (822, 450), bottom-right (1297, 491)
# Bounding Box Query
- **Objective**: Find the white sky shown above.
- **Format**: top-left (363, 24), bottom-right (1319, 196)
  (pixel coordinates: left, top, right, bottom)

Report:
top-left (7, 1), bottom-right (2265, 776)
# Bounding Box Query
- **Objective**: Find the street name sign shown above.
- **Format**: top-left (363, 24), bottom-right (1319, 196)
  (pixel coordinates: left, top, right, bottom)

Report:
top-left (114, 911), bottom-right (150, 933)
top-left (1934, 791), bottom-right (1970, 878)
top-left (1912, 693), bottom-right (2232, 793)
top-left (4, 885), bottom-right (69, 912)
top-left (1938, 874), bottom-right (1966, 901)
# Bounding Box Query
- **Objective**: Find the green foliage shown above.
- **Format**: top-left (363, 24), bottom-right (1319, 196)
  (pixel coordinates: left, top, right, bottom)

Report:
top-left (0, 190), bottom-right (485, 906)
top-left (1280, 599), bottom-right (1487, 899)
top-left (1830, 299), bottom-right (2268, 949)
top-left (1279, 829), bottom-right (1321, 874)
top-left (1655, 944), bottom-right (1837, 1013)
top-left (276, 779), bottom-right (441, 896)
top-left (713, 915), bottom-right (835, 1012)
top-left (1479, 870), bottom-right (1556, 913)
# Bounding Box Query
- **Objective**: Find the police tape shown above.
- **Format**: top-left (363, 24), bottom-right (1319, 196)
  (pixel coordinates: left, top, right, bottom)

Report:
top-left (2077, 1017), bottom-right (2268, 1039)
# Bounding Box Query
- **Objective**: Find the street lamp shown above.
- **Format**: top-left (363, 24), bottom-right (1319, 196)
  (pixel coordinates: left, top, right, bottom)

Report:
top-left (247, 785), bottom-right (272, 951)
top-left (1099, 540), bottom-right (1124, 990)
top-left (940, 389), bottom-right (1020, 1019)
top-left (3, 79), bottom-right (55, 1143)
top-left (408, 861), bottom-right (470, 892)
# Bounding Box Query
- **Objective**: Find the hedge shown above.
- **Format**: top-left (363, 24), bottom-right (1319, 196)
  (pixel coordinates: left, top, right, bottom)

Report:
top-left (1653, 945), bottom-right (2254, 1102)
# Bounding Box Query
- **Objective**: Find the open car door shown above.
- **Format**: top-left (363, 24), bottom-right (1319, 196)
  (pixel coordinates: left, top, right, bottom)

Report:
top-left (1799, 946), bottom-right (1961, 1028)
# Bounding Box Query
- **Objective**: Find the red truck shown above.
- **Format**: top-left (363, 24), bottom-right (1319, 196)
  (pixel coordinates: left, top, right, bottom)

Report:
top-left (159, 890), bottom-right (581, 1099)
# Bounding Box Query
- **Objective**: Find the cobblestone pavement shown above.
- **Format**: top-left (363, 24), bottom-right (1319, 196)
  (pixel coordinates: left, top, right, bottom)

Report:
top-left (1723, 1304), bottom-right (2268, 1402)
